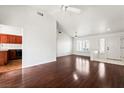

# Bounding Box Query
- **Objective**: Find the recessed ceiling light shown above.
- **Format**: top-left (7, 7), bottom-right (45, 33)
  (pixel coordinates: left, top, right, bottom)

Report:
top-left (107, 28), bottom-right (111, 31)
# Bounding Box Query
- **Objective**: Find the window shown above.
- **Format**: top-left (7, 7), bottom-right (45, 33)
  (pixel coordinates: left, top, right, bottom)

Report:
top-left (76, 40), bottom-right (82, 51)
top-left (85, 40), bottom-right (90, 50)
top-left (99, 38), bottom-right (105, 53)
top-left (76, 39), bottom-right (90, 52)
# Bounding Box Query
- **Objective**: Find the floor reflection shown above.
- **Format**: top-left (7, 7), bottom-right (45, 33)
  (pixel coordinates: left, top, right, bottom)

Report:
top-left (98, 63), bottom-right (106, 78)
top-left (73, 72), bottom-right (79, 80)
top-left (75, 57), bottom-right (90, 76)
top-left (0, 69), bottom-right (22, 87)
top-left (0, 55), bottom-right (124, 87)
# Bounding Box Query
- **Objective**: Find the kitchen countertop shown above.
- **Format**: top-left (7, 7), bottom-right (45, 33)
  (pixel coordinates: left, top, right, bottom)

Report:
top-left (0, 49), bottom-right (22, 51)
top-left (0, 50), bottom-right (8, 51)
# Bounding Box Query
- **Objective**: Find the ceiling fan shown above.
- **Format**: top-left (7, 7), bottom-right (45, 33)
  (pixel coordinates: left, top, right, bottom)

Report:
top-left (61, 5), bottom-right (81, 14)
top-left (74, 32), bottom-right (79, 38)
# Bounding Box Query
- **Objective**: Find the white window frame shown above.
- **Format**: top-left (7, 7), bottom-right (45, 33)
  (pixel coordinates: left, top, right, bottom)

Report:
top-left (99, 38), bottom-right (105, 53)
top-left (76, 39), bottom-right (90, 52)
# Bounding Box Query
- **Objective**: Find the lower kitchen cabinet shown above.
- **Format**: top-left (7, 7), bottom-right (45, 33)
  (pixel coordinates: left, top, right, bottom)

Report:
top-left (0, 51), bottom-right (8, 66)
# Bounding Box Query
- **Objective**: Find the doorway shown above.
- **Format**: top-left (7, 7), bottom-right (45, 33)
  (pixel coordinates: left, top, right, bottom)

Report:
top-left (106, 36), bottom-right (120, 60)
top-left (0, 24), bottom-right (22, 73)
top-left (99, 38), bottom-right (107, 59)
top-left (99, 36), bottom-right (121, 61)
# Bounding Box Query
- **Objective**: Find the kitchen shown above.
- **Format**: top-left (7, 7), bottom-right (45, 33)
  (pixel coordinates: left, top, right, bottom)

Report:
top-left (0, 24), bottom-right (22, 73)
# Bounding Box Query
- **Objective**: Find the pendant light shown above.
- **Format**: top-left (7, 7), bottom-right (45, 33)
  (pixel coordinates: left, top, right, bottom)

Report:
top-left (75, 32), bottom-right (78, 37)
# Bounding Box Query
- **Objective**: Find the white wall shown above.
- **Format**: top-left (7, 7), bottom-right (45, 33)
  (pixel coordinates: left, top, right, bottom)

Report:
top-left (57, 31), bottom-right (72, 57)
top-left (23, 13), bottom-right (56, 67)
top-left (0, 24), bottom-right (22, 36)
top-left (0, 6), bottom-right (57, 68)
top-left (121, 37), bottom-right (124, 60)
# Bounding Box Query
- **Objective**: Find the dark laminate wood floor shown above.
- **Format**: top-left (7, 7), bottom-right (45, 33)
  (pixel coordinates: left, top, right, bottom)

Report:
top-left (0, 59), bottom-right (22, 73)
top-left (0, 55), bottom-right (124, 88)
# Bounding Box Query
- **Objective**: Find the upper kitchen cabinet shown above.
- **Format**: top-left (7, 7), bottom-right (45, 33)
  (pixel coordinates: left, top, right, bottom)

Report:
top-left (16, 36), bottom-right (22, 44)
top-left (0, 34), bottom-right (8, 43)
top-left (0, 34), bottom-right (22, 44)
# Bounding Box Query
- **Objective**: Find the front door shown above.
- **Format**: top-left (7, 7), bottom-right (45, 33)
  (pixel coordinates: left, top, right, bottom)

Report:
top-left (106, 36), bottom-right (120, 60)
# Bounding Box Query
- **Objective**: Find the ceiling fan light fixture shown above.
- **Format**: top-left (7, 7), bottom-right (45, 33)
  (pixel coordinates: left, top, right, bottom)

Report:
top-left (67, 7), bottom-right (81, 14)
top-left (61, 5), bottom-right (68, 11)
top-left (61, 5), bottom-right (81, 14)
top-left (74, 32), bottom-right (78, 38)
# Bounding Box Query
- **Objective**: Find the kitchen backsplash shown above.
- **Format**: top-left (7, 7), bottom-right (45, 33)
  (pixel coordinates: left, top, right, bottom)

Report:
top-left (0, 44), bottom-right (22, 50)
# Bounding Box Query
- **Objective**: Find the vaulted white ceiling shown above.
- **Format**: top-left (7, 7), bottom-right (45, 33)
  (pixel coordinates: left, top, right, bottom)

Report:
top-left (32, 5), bottom-right (124, 37)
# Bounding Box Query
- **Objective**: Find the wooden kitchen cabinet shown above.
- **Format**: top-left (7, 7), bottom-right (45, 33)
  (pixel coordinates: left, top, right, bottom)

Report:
top-left (18, 36), bottom-right (22, 44)
top-left (8, 35), bottom-right (16, 44)
top-left (0, 51), bottom-right (8, 66)
top-left (8, 35), bottom-right (12, 43)
top-left (15, 36), bottom-right (22, 44)
top-left (8, 50), bottom-right (22, 60)
top-left (0, 34), bottom-right (8, 43)
top-left (8, 50), bottom-right (17, 60)
top-left (0, 34), bottom-right (22, 44)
